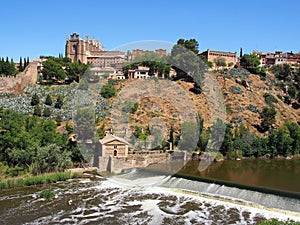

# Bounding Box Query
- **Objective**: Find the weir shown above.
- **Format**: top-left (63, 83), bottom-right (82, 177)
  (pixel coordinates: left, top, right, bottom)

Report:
top-left (115, 168), bottom-right (300, 213)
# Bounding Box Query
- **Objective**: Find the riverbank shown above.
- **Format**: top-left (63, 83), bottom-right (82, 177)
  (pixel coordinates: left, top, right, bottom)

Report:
top-left (0, 171), bottom-right (82, 190)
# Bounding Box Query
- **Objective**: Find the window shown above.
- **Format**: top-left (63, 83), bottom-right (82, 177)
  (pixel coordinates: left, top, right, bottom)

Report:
top-left (114, 145), bottom-right (117, 149)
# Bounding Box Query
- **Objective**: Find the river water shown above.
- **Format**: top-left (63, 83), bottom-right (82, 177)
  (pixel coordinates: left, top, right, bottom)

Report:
top-left (1, 159), bottom-right (300, 224)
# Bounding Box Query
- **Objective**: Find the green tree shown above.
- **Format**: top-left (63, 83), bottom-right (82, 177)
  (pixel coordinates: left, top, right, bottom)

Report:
top-left (31, 93), bottom-right (40, 106)
top-left (33, 105), bottom-right (42, 116)
top-left (260, 106), bottom-right (276, 131)
top-left (66, 61), bottom-right (88, 82)
top-left (100, 83), bottom-right (116, 98)
top-left (43, 108), bottom-right (51, 117)
top-left (214, 57), bottom-right (227, 68)
top-left (206, 61), bottom-right (213, 68)
top-left (45, 94), bottom-right (52, 106)
top-left (42, 58), bottom-right (67, 81)
top-left (240, 53), bottom-right (260, 74)
top-left (219, 124), bottom-right (233, 155)
top-left (54, 95), bottom-right (63, 109)
top-left (19, 57), bottom-right (23, 72)
top-left (31, 144), bottom-right (72, 175)
top-left (169, 126), bottom-right (174, 150)
top-left (97, 124), bottom-right (106, 139)
top-left (176, 38), bottom-right (199, 54)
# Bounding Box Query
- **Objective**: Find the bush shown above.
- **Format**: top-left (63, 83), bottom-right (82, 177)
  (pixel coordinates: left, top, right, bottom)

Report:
top-left (236, 106), bottom-right (245, 112)
top-left (100, 84), bottom-right (116, 98)
top-left (33, 105), bottom-right (42, 116)
top-left (31, 93), bottom-right (40, 106)
top-left (45, 94), bottom-right (52, 106)
top-left (264, 93), bottom-right (278, 106)
top-left (43, 108), bottom-right (51, 117)
top-left (0, 182), bottom-right (7, 190)
top-left (230, 86), bottom-right (243, 94)
top-left (39, 189), bottom-right (55, 200)
top-left (258, 218), bottom-right (300, 225)
top-left (248, 104), bottom-right (259, 113)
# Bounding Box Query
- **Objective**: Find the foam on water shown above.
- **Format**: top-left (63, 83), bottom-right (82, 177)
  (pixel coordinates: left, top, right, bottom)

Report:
top-left (1, 173), bottom-right (300, 225)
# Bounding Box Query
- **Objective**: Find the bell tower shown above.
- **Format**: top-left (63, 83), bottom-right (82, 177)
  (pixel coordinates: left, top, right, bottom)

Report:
top-left (65, 33), bottom-right (87, 63)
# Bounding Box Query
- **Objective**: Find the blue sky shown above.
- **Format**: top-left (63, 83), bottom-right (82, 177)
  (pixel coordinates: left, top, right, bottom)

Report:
top-left (1, 0), bottom-right (299, 60)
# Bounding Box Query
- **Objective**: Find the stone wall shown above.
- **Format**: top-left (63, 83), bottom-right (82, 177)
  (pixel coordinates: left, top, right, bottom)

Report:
top-left (0, 61), bottom-right (38, 94)
top-left (96, 151), bottom-right (171, 173)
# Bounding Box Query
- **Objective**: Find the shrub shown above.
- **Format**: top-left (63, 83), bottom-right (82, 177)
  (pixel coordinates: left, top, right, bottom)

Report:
top-left (45, 94), bottom-right (52, 106)
top-left (43, 108), bottom-right (51, 117)
top-left (0, 182), bottom-right (7, 190)
top-left (39, 189), bottom-right (55, 200)
top-left (248, 104), bottom-right (259, 113)
top-left (236, 106), bottom-right (245, 112)
top-left (264, 93), bottom-right (278, 106)
top-left (100, 84), bottom-right (116, 98)
top-left (230, 86), bottom-right (243, 94)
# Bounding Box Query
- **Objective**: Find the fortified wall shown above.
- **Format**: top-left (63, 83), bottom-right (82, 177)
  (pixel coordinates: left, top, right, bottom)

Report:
top-left (0, 61), bottom-right (38, 94)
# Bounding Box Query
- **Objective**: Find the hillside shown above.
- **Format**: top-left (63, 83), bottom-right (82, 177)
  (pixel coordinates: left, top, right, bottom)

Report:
top-left (110, 69), bottom-right (299, 138)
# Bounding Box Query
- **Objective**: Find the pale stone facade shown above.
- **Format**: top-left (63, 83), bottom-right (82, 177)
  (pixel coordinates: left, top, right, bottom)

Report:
top-left (99, 134), bottom-right (129, 157)
top-left (128, 66), bottom-right (150, 79)
top-left (131, 49), bottom-right (168, 61)
top-left (253, 51), bottom-right (300, 66)
top-left (200, 49), bottom-right (237, 67)
top-left (65, 33), bottom-right (127, 68)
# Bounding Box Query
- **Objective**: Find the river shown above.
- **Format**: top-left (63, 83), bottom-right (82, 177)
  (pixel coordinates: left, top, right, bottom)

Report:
top-left (0, 159), bottom-right (300, 224)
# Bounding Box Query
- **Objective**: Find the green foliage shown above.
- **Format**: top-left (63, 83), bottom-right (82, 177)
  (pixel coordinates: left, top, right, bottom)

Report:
top-left (260, 106), bottom-right (276, 131)
top-left (0, 56), bottom-right (17, 76)
top-left (240, 54), bottom-right (260, 74)
top-left (230, 86), bottom-right (243, 94)
top-left (43, 107), bottom-right (51, 117)
top-left (258, 218), bottom-right (300, 225)
top-left (0, 109), bottom-right (76, 172)
top-left (133, 126), bottom-right (149, 140)
top-left (206, 61), bottom-right (213, 68)
top-left (214, 57), bottom-right (227, 68)
top-left (33, 105), bottom-right (42, 116)
top-left (288, 83), bottom-right (297, 99)
top-left (42, 58), bottom-right (67, 80)
top-left (271, 64), bottom-right (292, 81)
top-left (248, 104), bottom-right (259, 113)
top-left (45, 94), bottom-right (52, 106)
top-left (100, 83), bottom-right (116, 98)
top-left (97, 124), bottom-right (106, 139)
top-left (263, 93), bottom-right (278, 106)
top-left (31, 93), bottom-right (40, 106)
top-left (176, 38), bottom-right (199, 54)
top-left (55, 114), bottom-right (62, 125)
top-left (40, 189), bottom-right (55, 200)
top-left (54, 95), bottom-right (64, 109)
top-left (66, 61), bottom-right (89, 82)
top-left (30, 144), bottom-right (72, 175)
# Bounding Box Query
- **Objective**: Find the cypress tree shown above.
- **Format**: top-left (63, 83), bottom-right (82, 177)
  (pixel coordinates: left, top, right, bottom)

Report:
top-left (19, 57), bottom-right (23, 71)
top-left (45, 94), bottom-right (53, 106)
top-left (240, 48), bottom-right (243, 58)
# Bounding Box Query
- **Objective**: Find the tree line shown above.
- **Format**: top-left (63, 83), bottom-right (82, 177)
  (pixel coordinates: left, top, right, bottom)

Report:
top-left (40, 56), bottom-right (89, 84)
top-left (0, 57), bottom-right (17, 76)
top-left (0, 109), bottom-right (82, 175)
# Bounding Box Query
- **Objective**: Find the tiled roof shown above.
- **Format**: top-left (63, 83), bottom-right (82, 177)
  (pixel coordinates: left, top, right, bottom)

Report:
top-left (100, 134), bottom-right (129, 145)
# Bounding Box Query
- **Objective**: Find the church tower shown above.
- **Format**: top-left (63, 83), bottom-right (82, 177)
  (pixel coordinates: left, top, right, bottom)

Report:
top-left (65, 33), bottom-right (87, 63)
